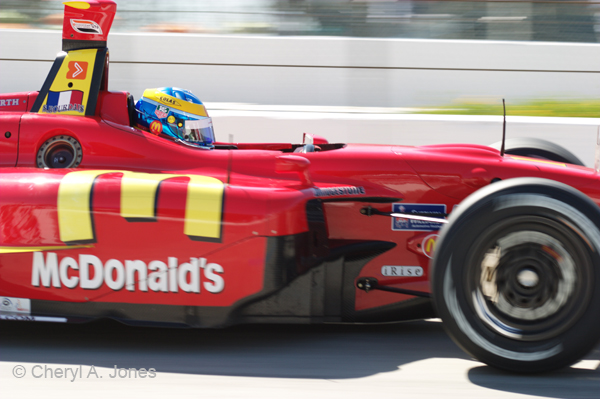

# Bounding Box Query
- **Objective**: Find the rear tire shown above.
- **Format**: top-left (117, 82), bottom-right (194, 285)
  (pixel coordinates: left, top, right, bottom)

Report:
top-left (490, 138), bottom-right (585, 166)
top-left (431, 178), bottom-right (600, 372)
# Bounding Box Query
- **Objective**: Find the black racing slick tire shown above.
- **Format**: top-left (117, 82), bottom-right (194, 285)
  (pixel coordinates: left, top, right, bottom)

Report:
top-left (431, 178), bottom-right (600, 373)
top-left (490, 138), bottom-right (585, 166)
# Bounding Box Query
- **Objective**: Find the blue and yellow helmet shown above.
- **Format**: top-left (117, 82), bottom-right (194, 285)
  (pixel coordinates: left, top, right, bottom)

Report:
top-left (135, 87), bottom-right (215, 148)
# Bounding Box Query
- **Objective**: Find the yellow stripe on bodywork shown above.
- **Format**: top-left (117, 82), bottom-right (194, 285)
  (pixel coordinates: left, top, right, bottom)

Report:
top-left (121, 172), bottom-right (224, 239)
top-left (63, 1), bottom-right (91, 10)
top-left (58, 170), bottom-right (117, 243)
top-left (120, 172), bottom-right (178, 219)
top-left (63, 1), bottom-right (91, 9)
top-left (184, 175), bottom-right (224, 239)
top-left (57, 170), bottom-right (225, 243)
top-left (0, 245), bottom-right (92, 254)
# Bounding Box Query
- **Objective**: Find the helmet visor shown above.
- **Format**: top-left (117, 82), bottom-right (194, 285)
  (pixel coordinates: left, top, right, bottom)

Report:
top-left (182, 118), bottom-right (215, 146)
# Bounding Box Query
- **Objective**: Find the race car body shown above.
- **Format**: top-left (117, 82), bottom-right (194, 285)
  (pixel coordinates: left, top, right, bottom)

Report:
top-left (1, 0), bottom-right (599, 373)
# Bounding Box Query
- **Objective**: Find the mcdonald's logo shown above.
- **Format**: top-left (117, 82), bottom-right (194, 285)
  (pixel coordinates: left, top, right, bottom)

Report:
top-left (57, 170), bottom-right (224, 244)
top-left (422, 234), bottom-right (439, 259)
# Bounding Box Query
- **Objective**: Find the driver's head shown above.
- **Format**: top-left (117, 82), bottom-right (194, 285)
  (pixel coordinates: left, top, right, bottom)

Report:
top-left (135, 87), bottom-right (215, 148)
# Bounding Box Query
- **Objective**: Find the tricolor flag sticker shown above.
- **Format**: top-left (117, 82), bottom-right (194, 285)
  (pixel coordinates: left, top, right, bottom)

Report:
top-left (43, 90), bottom-right (85, 113)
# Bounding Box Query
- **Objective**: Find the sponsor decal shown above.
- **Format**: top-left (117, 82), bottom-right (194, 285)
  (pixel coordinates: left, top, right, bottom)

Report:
top-left (70, 19), bottom-right (103, 35)
top-left (158, 96), bottom-right (181, 107)
top-left (421, 234), bottom-right (439, 259)
top-left (0, 99), bottom-right (19, 107)
top-left (381, 266), bottom-right (424, 277)
top-left (149, 120), bottom-right (163, 135)
top-left (392, 203), bottom-right (446, 231)
top-left (314, 186), bottom-right (366, 197)
top-left (155, 105), bottom-right (169, 119)
top-left (0, 297), bottom-right (31, 314)
top-left (57, 171), bottom-right (224, 243)
top-left (31, 252), bottom-right (225, 294)
top-left (43, 90), bottom-right (84, 113)
top-left (66, 61), bottom-right (88, 80)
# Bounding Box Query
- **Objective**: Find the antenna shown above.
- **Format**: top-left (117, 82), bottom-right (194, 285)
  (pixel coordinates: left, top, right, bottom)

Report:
top-left (227, 134), bottom-right (233, 186)
top-left (595, 126), bottom-right (600, 173)
top-left (500, 98), bottom-right (506, 157)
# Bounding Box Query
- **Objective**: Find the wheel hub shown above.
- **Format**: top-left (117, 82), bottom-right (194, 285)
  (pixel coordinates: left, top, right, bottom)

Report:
top-left (516, 268), bottom-right (539, 288)
top-left (473, 226), bottom-right (585, 341)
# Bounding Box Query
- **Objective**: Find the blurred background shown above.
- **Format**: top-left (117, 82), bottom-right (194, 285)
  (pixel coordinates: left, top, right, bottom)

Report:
top-left (1, 0), bottom-right (599, 42)
top-left (1, 0), bottom-right (599, 162)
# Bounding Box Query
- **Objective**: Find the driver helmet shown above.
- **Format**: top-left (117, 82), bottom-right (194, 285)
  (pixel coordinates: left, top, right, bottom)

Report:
top-left (135, 87), bottom-right (215, 148)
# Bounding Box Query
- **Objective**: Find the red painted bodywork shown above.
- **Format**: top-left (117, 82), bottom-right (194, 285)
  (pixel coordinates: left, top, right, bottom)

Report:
top-left (62, 0), bottom-right (116, 43)
top-left (2, 0), bottom-right (600, 327)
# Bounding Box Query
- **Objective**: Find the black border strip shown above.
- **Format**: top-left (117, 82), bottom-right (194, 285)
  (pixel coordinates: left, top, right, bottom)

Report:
top-left (86, 48), bottom-right (107, 116)
top-left (62, 39), bottom-right (107, 52)
top-left (29, 52), bottom-right (67, 113)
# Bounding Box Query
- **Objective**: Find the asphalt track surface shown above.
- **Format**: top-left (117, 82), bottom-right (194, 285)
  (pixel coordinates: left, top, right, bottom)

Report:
top-left (1, 318), bottom-right (598, 399)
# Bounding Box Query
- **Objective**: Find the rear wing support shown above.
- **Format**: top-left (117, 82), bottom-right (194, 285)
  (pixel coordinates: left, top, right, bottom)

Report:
top-left (30, 1), bottom-right (116, 117)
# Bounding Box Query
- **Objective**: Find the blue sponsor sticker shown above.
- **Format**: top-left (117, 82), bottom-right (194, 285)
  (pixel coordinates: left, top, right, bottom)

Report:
top-left (392, 203), bottom-right (446, 231)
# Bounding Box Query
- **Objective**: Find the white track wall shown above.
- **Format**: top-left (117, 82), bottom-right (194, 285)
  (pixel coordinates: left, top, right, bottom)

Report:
top-left (1, 30), bottom-right (599, 106)
top-left (1, 30), bottom-right (599, 165)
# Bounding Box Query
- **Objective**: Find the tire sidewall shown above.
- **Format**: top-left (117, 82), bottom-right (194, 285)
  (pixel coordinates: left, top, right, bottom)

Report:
top-left (432, 177), bottom-right (600, 372)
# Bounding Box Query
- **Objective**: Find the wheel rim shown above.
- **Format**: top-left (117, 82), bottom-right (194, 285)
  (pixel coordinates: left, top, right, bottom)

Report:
top-left (465, 215), bottom-right (594, 342)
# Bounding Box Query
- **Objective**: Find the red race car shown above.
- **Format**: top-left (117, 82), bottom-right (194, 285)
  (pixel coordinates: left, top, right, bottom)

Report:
top-left (1, 0), bottom-right (599, 374)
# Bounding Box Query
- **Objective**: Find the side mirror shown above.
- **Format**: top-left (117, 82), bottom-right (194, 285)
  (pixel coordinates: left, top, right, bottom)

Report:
top-left (303, 133), bottom-right (329, 145)
top-left (275, 155), bottom-right (313, 187)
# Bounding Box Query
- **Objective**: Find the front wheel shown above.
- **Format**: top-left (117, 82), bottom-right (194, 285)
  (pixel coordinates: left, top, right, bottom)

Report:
top-left (431, 178), bottom-right (600, 372)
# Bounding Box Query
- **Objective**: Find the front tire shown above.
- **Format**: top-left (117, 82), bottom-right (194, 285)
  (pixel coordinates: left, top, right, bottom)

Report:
top-left (431, 178), bottom-right (600, 372)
